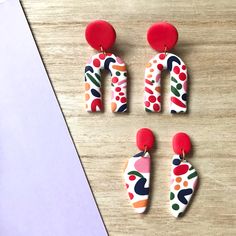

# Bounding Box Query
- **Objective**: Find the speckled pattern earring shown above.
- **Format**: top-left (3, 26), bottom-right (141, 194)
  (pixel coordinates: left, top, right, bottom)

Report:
top-left (84, 20), bottom-right (127, 112)
top-left (144, 22), bottom-right (188, 113)
top-left (123, 128), bottom-right (155, 213)
top-left (170, 132), bottom-right (198, 217)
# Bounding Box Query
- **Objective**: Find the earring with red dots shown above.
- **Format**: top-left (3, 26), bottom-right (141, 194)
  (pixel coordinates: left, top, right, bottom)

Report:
top-left (84, 20), bottom-right (127, 112)
top-left (144, 22), bottom-right (188, 113)
top-left (123, 128), bottom-right (155, 213)
top-left (170, 132), bottom-right (198, 217)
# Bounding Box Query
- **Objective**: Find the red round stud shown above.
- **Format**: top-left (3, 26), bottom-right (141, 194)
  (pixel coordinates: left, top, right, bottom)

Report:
top-left (136, 128), bottom-right (155, 151)
top-left (85, 20), bottom-right (116, 51)
top-left (147, 22), bottom-right (178, 52)
top-left (172, 132), bottom-right (191, 155)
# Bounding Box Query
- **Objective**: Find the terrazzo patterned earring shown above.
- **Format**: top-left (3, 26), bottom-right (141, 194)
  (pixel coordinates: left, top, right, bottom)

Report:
top-left (84, 20), bottom-right (127, 112)
top-left (123, 128), bottom-right (155, 213)
top-left (170, 132), bottom-right (198, 217)
top-left (144, 22), bottom-right (188, 113)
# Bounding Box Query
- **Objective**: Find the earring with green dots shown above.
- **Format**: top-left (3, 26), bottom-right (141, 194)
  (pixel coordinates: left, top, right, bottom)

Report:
top-left (170, 132), bottom-right (198, 217)
top-left (84, 20), bottom-right (128, 112)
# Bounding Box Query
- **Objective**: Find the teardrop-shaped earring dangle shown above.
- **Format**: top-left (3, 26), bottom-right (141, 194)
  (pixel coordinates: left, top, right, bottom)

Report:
top-left (123, 128), bottom-right (155, 213)
top-left (170, 132), bottom-right (198, 217)
top-left (84, 20), bottom-right (128, 112)
top-left (144, 22), bottom-right (188, 113)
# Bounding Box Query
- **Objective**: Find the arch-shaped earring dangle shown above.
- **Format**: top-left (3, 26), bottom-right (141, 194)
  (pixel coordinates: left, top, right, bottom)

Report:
top-left (144, 22), bottom-right (188, 113)
top-left (170, 132), bottom-right (198, 217)
top-left (123, 128), bottom-right (155, 213)
top-left (84, 20), bottom-right (127, 112)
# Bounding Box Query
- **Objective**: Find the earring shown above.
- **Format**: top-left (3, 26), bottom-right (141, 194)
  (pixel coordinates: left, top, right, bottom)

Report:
top-left (144, 22), bottom-right (188, 113)
top-left (123, 128), bottom-right (155, 213)
top-left (84, 20), bottom-right (127, 112)
top-left (170, 132), bottom-right (198, 217)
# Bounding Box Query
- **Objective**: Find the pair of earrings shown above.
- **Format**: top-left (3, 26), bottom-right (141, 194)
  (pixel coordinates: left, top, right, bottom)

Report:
top-left (123, 128), bottom-right (198, 217)
top-left (84, 20), bottom-right (187, 113)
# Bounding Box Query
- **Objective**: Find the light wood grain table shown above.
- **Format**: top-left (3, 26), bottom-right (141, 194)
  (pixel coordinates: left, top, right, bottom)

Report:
top-left (21, 0), bottom-right (236, 235)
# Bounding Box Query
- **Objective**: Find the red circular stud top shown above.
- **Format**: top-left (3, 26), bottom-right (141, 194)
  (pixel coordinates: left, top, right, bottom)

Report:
top-left (147, 22), bottom-right (178, 52)
top-left (85, 20), bottom-right (116, 51)
top-left (136, 128), bottom-right (155, 151)
top-left (172, 132), bottom-right (191, 155)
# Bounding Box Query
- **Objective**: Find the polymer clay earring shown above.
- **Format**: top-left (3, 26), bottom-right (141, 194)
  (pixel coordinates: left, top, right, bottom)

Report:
top-left (84, 20), bottom-right (127, 112)
top-left (144, 22), bottom-right (188, 113)
top-left (123, 128), bottom-right (155, 213)
top-left (170, 132), bottom-right (198, 217)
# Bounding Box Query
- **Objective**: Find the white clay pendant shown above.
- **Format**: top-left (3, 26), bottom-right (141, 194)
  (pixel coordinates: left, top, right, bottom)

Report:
top-left (84, 20), bottom-right (127, 112)
top-left (124, 151), bottom-right (151, 213)
top-left (145, 22), bottom-right (188, 113)
top-left (170, 154), bottom-right (198, 217)
top-left (170, 132), bottom-right (198, 217)
top-left (123, 128), bottom-right (155, 213)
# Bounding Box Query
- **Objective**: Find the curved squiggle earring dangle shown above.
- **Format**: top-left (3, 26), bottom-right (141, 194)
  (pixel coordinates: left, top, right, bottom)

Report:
top-left (123, 128), bottom-right (155, 213)
top-left (84, 20), bottom-right (127, 112)
top-left (144, 22), bottom-right (188, 113)
top-left (170, 132), bottom-right (198, 217)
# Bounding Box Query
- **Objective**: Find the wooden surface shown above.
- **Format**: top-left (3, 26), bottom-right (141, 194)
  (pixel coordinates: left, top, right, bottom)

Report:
top-left (21, 0), bottom-right (236, 235)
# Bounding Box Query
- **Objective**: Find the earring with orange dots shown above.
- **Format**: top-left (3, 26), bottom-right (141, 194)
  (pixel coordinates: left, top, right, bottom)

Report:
top-left (170, 132), bottom-right (198, 217)
top-left (84, 20), bottom-right (127, 112)
top-left (144, 22), bottom-right (188, 113)
top-left (123, 128), bottom-right (155, 213)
